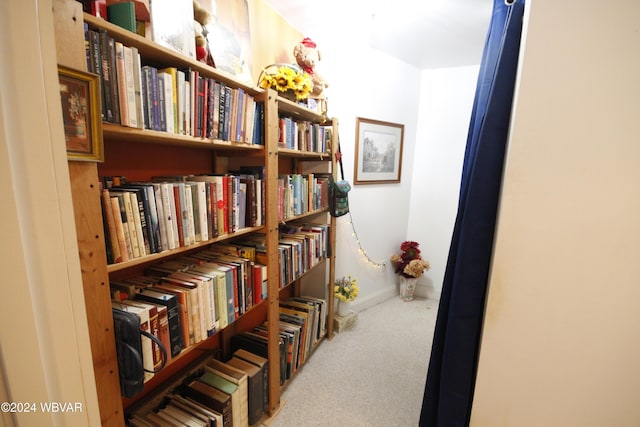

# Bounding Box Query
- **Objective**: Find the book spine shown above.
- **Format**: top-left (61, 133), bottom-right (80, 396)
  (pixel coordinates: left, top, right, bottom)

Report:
top-left (114, 193), bottom-right (134, 259)
top-left (123, 45), bottom-right (138, 128)
top-left (177, 70), bottom-right (186, 134)
top-left (172, 184), bottom-right (185, 247)
top-left (109, 196), bottom-right (130, 262)
top-left (206, 77), bottom-right (215, 138)
top-left (98, 29), bottom-right (114, 123)
top-left (101, 189), bottom-right (122, 263)
top-left (115, 41), bottom-right (131, 126)
top-left (157, 74), bottom-right (167, 132)
top-left (131, 47), bottom-right (145, 129)
top-left (121, 191), bottom-right (141, 258)
top-left (218, 82), bottom-right (226, 140)
top-left (150, 66), bottom-right (160, 131)
top-left (107, 35), bottom-right (121, 125)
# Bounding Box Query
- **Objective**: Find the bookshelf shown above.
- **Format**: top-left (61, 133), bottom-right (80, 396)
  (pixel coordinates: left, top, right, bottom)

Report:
top-left (54, 1), bottom-right (336, 425)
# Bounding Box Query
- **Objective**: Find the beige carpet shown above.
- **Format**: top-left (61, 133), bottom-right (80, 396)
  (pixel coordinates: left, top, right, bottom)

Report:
top-left (264, 296), bottom-right (438, 427)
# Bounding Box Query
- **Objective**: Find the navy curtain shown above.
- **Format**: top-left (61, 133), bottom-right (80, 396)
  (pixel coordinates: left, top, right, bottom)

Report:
top-left (419, 1), bottom-right (525, 426)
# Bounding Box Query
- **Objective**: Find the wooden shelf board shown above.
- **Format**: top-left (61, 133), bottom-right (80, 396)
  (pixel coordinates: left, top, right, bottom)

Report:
top-left (103, 124), bottom-right (265, 152)
top-left (107, 226), bottom-right (265, 273)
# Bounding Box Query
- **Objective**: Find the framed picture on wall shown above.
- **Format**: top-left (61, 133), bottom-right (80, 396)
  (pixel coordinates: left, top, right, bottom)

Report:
top-left (58, 65), bottom-right (103, 162)
top-left (354, 117), bottom-right (404, 184)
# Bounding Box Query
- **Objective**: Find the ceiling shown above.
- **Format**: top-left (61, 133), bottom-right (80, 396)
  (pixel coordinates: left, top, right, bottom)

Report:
top-left (262, 0), bottom-right (494, 69)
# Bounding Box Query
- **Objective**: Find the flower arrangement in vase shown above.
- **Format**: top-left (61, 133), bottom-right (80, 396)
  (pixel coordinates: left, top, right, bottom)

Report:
top-left (390, 241), bottom-right (430, 301)
top-left (334, 275), bottom-right (358, 316)
top-left (258, 63), bottom-right (313, 101)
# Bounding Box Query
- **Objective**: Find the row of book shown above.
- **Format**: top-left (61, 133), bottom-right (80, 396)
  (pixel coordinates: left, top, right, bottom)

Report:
top-left (124, 291), bottom-right (327, 426)
top-left (277, 173), bottom-right (332, 221)
top-left (110, 226), bottom-right (329, 377)
top-left (274, 224), bottom-right (331, 289)
top-left (278, 117), bottom-right (332, 153)
top-left (111, 244), bottom-right (269, 379)
top-left (100, 171), bottom-right (265, 264)
top-left (85, 27), bottom-right (264, 144)
top-left (127, 348), bottom-right (269, 427)
top-left (229, 295), bottom-right (327, 387)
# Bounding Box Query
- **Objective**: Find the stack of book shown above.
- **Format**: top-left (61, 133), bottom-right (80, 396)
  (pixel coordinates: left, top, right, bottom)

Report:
top-left (110, 243), bottom-right (269, 370)
top-left (277, 117), bottom-right (332, 153)
top-left (277, 173), bottom-right (331, 220)
top-left (127, 349), bottom-right (269, 426)
top-left (229, 296), bottom-right (327, 385)
top-left (100, 171), bottom-right (265, 264)
top-left (84, 26), bottom-right (264, 144)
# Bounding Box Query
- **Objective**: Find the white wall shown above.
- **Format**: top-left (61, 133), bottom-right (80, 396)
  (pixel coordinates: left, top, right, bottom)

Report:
top-left (311, 38), bottom-right (424, 309)
top-left (308, 29), bottom-right (483, 309)
top-left (408, 66), bottom-right (479, 300)
top-left (471, 1), bottom-right (640, 425)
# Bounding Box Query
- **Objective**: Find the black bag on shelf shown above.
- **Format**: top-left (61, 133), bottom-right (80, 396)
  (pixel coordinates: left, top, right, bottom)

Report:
top-left (329, 140), bottom-right (351, 218)
top-left (112, 308), bottom-right (168, 398)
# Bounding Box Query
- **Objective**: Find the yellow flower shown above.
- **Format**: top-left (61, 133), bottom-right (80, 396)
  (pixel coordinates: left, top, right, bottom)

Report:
top-left (259, 64), bottom-right (313, 101)
top-left (334, 276), bottom-right (359, 302)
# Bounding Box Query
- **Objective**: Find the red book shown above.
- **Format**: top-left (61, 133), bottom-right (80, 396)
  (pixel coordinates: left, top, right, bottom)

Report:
top-left (201, 77), bottom-right (209, 139)
top-left (253, 264), bottom-right (263, 305)
top-left (173, 184), bottom-right (185, 247)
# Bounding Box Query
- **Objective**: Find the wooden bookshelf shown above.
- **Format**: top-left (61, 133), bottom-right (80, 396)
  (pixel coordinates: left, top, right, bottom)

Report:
top-left (54, 1), bottom-right (337, 424)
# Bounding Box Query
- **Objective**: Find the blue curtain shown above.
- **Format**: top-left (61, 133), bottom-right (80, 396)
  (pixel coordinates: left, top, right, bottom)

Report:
top-left (419, 1), bottom-right (525, 426)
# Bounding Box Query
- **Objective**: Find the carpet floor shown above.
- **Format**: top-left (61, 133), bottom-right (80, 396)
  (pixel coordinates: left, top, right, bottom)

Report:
top-left (263, 296), bottom-right (438, 427)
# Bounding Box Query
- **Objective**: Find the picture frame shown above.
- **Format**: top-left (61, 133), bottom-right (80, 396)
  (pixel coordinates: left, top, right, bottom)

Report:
top-left (354, 117), bottom-right (404, 184)
top-left (58, 65), bottom-right (104, 162)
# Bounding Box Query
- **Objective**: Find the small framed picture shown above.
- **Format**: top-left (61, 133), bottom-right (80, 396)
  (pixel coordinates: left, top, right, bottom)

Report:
top-left (354, 117), bottom-right (404, 184)
top-left (58, 65), bottom-right (103, 162)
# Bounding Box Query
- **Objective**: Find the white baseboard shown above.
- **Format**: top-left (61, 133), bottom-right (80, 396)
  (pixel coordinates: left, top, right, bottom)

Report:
top-left (349, 283), bottom-right (440, 313)
top-left (350, 286), bottom-right (399, 312)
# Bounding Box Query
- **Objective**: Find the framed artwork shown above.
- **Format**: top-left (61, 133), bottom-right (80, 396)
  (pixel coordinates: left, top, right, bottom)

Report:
top-left (354, 117), bottom-right (404, 184)
top-left (58, 65), bottom-right (103, 162)
top-left (205, 0), bottom-right (253, 85)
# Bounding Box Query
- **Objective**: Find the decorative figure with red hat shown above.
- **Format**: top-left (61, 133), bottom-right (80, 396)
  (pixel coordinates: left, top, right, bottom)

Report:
top-left (293, 37), bottom-right (329, 98)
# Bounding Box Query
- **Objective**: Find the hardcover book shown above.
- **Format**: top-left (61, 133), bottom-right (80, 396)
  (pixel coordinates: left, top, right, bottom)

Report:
top-left (199, 369), bottom-right (242, 427)
top-left (232, 349), bottom-right (269, 413)
top-left (226, 356), bottom-right (263, 425)
top-left (181, 379), bottom-right (232, 427)
top-left (135, 288), bottom-right (182, 357)
top-left (206, 360), bottom-right (249, 427)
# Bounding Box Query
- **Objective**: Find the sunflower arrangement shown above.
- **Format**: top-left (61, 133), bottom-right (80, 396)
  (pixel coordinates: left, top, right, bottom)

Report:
top-left (258, 64), bottom-right (313, 101)
top-left (334, 276), bottom-right (359, 303)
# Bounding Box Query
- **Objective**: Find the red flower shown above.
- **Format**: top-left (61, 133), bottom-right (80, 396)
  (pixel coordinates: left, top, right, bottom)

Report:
top-left (391, 241), bottom-right (429, 278)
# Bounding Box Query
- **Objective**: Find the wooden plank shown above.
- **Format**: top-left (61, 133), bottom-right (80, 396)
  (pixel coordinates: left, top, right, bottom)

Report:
top-left (52, 0), bottom-right (86, 70)
top-left (68, 162), bottom-right (124, 426)
top-left (262, 89), bottom-right (282, 415)
top-left (53, 1), bottom-right (125, 425)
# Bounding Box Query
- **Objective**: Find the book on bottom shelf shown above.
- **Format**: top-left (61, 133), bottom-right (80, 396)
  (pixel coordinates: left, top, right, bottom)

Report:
top-left (206, 359), bottom-right (249, 427)
top-left (199, 368), bottom-right (244, 427)
top-left (180, 379), bottom-right (232, 427)
top-left (232, 349), bottom-right (269, 413)
top-left (166, 394), bottom-right (223, 427)
top-left (226, 356), bottom-right (264, 425)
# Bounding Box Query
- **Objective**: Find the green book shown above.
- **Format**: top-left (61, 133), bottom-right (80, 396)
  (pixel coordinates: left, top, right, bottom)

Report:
top-left (107, 2), bottom-right (136, 33)
top-left (200, 369), bottom-right (237, 395)
top-left (200, 368), bottom-right (242, 427)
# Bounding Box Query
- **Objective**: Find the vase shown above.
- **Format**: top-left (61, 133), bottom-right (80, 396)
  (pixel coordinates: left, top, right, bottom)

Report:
top-left (337, 300), bottom-right (352, 316)
top-left (75, 121), bottom-right (86, 137)
top-left (399, 276), bottom-right (417, 301)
